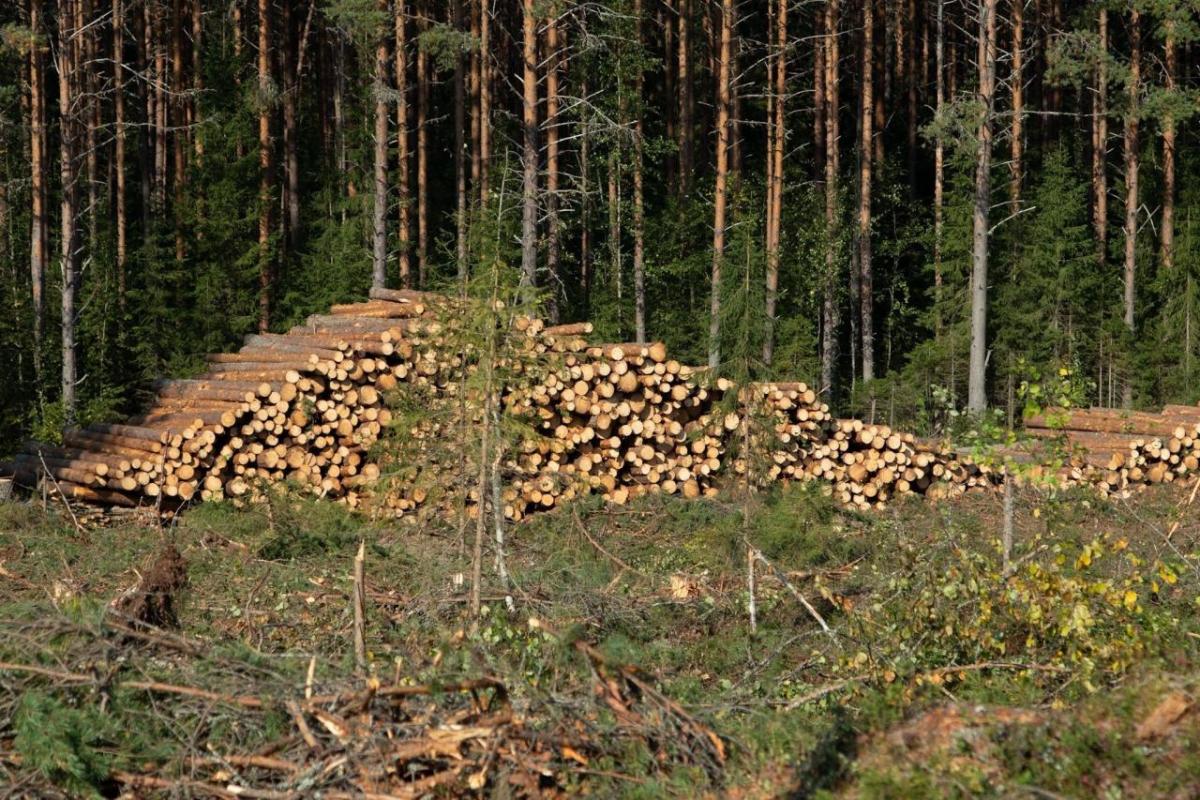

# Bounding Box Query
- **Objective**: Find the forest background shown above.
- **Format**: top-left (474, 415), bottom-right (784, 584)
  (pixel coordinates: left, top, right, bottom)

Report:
top-left (1, 0), bottom-right (1199, 454)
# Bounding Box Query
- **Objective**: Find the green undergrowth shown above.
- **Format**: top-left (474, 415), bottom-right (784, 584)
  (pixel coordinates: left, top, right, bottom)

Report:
top-left (1, 482), bottom-right (1199, 797)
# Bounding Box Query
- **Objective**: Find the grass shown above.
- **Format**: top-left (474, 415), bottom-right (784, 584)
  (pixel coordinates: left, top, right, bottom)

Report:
top-left (1, 480), bottom-right (1199, 797)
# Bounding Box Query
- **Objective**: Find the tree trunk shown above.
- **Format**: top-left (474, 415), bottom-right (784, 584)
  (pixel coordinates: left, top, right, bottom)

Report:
top-left (257, 0), bottom-right (272, 332)
top-left (282, 0), bottom-right (299, 254)
top-left (546, 7), bottom-right (562, 322)
top-left (632, 0), bottom-right (646, 343)
top-left (469, 0), bottom-right (480, 196)
top-left (933, 0), bottom-right (944, 339)
top-left (520, 0), bottom-right (538, 290)
top-left (191, 0), bottom-right (203, 161)
top-left (708, 0), bottom-right (732, 369)
top-left (453, 0), bottom-right (467, 282)
top-left (858, 0), bottom-right (875, 383)
top-left (83, 0), bottom-right (99, 253)
top-left (1160, 20), bottom-right (1176, 271)
top-left (58, 0), bottom-right (80, 424)
top-left (580, 77), bottom-right (592, 316)
top-left (1008, 0), bottom-right (1023, 209)
top-left (1121, 8), bottom-right (1140, 409)
top-left (1092, 7), bottom-right (1107, 266)
top-left (821, 0), bottom-right (839, 398)
top-left (29, 0), bottom-right (46, 385)
top-left (967, 0), bottom-right (997, 414)
top-left (154, 0), bottom-right (167, 211)
top-left (371, 0), bottom-right (390, 289)
top-left (762, 0), bottom-right (785, 365)
top-left (395, 1), bottom-right (411, 287)
top-left (416, 17), bottom-right (428, 287)
top-left (171, 0), bottom-right (185, 261)
top-left (114, 0), bottom-right (127, 309)
top-left (608, 151), bottom-right (621, 333)
top-left (906, 0), bottom-right (918, 187)
top-left (677, 0), bottom-right (692, 198)
top-left (478, 0), bottom-right (489, 204)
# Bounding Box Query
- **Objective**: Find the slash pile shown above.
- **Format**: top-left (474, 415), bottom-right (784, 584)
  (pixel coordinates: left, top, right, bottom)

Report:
top-left (1, 289), bottom-right (998, 517)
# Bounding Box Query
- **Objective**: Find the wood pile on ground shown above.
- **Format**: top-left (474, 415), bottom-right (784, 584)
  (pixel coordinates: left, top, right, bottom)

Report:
top-left (2, 289), bottom-right (1002, 516)
top-left (1025, 407), bottom-right (1200, 496)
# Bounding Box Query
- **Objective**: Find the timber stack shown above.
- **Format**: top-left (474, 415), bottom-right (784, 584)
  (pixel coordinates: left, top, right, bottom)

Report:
top-left (1025, 407), bottom-right (1200, 497)
top-left (2, 289), bottom-right (1001, 517)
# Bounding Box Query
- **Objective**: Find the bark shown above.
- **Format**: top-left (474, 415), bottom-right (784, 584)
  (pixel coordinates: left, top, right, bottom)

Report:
top-left (371, 0), bottom-right (390, 289)
top-left (114, 0), bottom-right (127, 307)
top-left (58, 0), bottom-right (80, 424)
top-left (191, 0), bottom-right (203, 161)
top-left (1092, 7), bottom-right (1107, 265)
top-left (1160, 20), bottom-right (1176, 271)
top-left (632, 0), bottom-right (646, 343)
top-left (469, 0), bottom-right (480, 194)
top-left (83, 0), bottom-right (98, 251)
top-left (858, 0), bottom-right (875, 383)
top-left (520, 0), bottom-right (539, 290)
top-left (478, 0), bottom-right (490, 204)
top-left (1009, 0), bottom-right (1024, 209)
top-left (821, 0), bottom-right (840, 398)
top-left (906, 0), bottom-right (918, 186)
top-left (546, 8), bottom-right (562, 322)
top-left (580, 77), bottom-right (592, 315)
top-left (967, 0), bottom-right (998, 414)
top-left (1121, 8), bottom-right (1140, 409)
top-left (762, 0), bottom-right (785, 365)
top-left (453, 0), bottom-right (467, 282)
top-left (282, 0), bottom-right (299, 253)
top-left (29, 0), bottom-right (46, 383)
top-left (233, 0), bottom-right (244, 161)
top-left (396, 1), bottom-right (411, 287)
top-left (708, 0), bottom-right (732, 369)
top-left (608, 152), bottom-right (621, 332)
top-left (154, 0), bottom-right (167, 210)
top-left (933, 0), bottom-right (944, 338)
top-left (677, 0), bottom-right (692, 197)
top-left (257, 0), bottom-right (273, 332)
top-left (416, 17), bottom-right (428, 286)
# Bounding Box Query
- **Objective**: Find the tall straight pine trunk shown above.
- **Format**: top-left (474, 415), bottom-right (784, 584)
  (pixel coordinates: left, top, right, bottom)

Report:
top-left (29, 0), bottom-right (47, 383)
top-left (632, 0), bottom-right (646, 343)
top-left (371, 0), bottom-right (390, 289)
top-left (762, 0), bottom-right (785, 365)
top-left (58, 0), bottom-right (79, 423)
top-left (821, 0), bottom-right (840, 398)
top-left (1092, 8), bottom-right (1108, 266)
top-left (396, 1), bottom-right (411, 287)
top-left (708, 0), bottom-right (733, 369)
top-left (257, 0), bottom-right (272, 331)
top-left (520, 0), bottom-right (538, 289)
top-left (1121, 9), bottom-right (1141, 409)
top-left (857, 0), bottom-right (875, 382)
top-left (1160, 20), bottom-right (1176, 271)
top-left (967, 0), bottom-right (997, 414)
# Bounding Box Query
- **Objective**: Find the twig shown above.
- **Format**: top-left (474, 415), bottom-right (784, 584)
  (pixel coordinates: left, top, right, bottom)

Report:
top-left (352, 541), bottom-right (366, 673)
top-left (1165, 474), bottom-right (1200, 542)
top-left (572, 508), bottom-right (643, 577)
top-left (36, 452), bottom-right (84, 534)
top-left (752, 549), bottom-right (834, 637)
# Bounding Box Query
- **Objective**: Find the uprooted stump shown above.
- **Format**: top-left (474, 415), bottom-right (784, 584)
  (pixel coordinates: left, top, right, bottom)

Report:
top-left (111, 543), bottom-right (188, 629)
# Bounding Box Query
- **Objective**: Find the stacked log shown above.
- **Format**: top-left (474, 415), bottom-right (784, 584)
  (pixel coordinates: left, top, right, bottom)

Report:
top-left (2, 289), bottom-right (1007, 517)
top-left (1025, 408), bottom-right (1200, 497)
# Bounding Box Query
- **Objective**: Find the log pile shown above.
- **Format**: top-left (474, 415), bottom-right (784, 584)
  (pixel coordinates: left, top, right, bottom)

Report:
top-left (2, 289), bottom-right (1002, 517)
top-left (1025, 407), bottom-right (1200, 496)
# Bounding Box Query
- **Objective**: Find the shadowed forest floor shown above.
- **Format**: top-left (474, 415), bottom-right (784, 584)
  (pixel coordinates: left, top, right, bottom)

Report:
top-left (2, 483), bottom-right (1199, 797)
